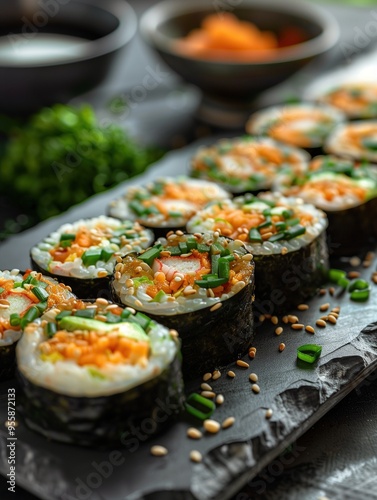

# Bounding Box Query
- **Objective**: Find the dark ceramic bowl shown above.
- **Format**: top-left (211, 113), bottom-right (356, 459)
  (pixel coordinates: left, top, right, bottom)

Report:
top-left (0, 0), bottom-right (137, 114)
top-left (140, 0), bottom-right (339, 127)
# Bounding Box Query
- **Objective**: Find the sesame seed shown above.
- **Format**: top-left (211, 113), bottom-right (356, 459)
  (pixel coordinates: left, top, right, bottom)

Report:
top-left (278, 342), bottom-right (286, 352)
top-left (207, 288), bottom-right (215, 298)
top-left (203, 372), bottom-right (212, 382)
top-left (265, 409), bottom-right (273, 419)
top-left (259, 314), bottom-right (265, 323)
top-left (176, 230), bottom-right (184, 236)
top-left (327, 314), bottom-right (337, 324)
top-left (201, 391), bottom-right (216, 399)
top-left (190, 450), bottom-right (202, 463)
top-left (332, 306), bottom-right (340, 313)
top-left (249, 347), bottom-right (257, 353)
top-left (297, 304), bottom-right (309, 311)
top-left (169, 329), bottom-right (179, 338)
top-left (134, 299), bottom-right (143, 308)
top-left (187, 428), bottom-right (202, 440)
top-left (348, 271), bottom-right (360, 279)
top-left (275, 326), bottom-right (283, 336)
top-left (262, 232), bottom-right (273, 241)
top-left (126, 287), bottom-right (135, 296)
top-left (203, 419), bottom-right (221, 434)
top-left (288, 315), bottom-right (298, 323)
top-left (210, 302), bottom-right (222, 312)
top-left (372, 274), bottom-right (377, 284)
top-left (212, 370), bottom-right (221, 380)
top-left (271, 316), bottom-right (278, 325)
top-left (160, 251), bottom-right (171, 257)
top-left (282, 315), bottom-right (289, 324)
top-left (281, 247), bottom-right (288, 255)
top-left (319, 303), bottom-right (330, 312)
top-left (329, 287), bottom-right (335, 296)
top-left (366, 251), bottom-right (375, 261)
top-left (115, 263), bottom-right (123, 272)
top-left (166, 231), bottom-right (174, 237)
top-left (248, 350), bottom-right (256, 359)
top-left (320, 315), bottom-right (328, 320)
top-left (10, 269), bottom-right (20, 276)
top-left (251, 384), bottom-right (260, 394)
top-left (291, 323), bottom-right (304, 330)
top-left (97, 271), bottom-right (108, 278)
top-left (330, 312), bottom-right (339, 318)
top-left (150, 445), bottom-right (168, 457)
top-left (216, 394), bottom-right (224, 405)
top-left (227, 370), bottom-right (236, 378)
top-left (319, 289), bottom-right (326, 296)
top-left (222, 417), bottom-right (235, 429)
top-left (105, 304), bottom-right (119, 311)
top-left (349, 256), bottom-right (361, 267)
top-left (249, 373), bottom-right (258, 382)
top-left (242, 253), bottom-right (253, 261)
top-left (316, 319), bottom-right (327, 328)
top-left (305, 325), bottom-right (315, 334)
top-left (96, 298), bottom-right (109, 305)
top-left (114, 271), bottom-right (121, 280)
top-left (135, 266), bottom-right (142, 273)
top-left (236, 360), bottom-right (249, 368)
top-left (95, 315), bottom-right (107, 322)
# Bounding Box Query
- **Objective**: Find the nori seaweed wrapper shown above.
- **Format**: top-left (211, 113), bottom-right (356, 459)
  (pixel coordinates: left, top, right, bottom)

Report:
top-left (325, 198), bottom-right (377, 256)
top-left (30, 259), bottom-right (110, 300)
top-left (16, 352), bottom-right (184, 448)
top-left (0, 343), bottom-right (17, 381)
top-left (250, 230), bottom-right (329, 317)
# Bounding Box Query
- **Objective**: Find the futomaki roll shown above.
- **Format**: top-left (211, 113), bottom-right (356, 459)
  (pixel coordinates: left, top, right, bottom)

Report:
top-left (326, 121), bottom-right (377, 163)
top-left (246, 103), bottom-right (345, 152)
top-left (108, 177), bottom-right (230, 237)
top-left (111, 232), bottom-right (255, 377)
top-left (276, 155), bottom-right (377, 254)
top-left (31, 216), bottom-right (154, 299)
top-left (191, 136), bottom-right (309, 194)
top-left (317, 82), bottom-right (377, 119)
top-left (0, 269), bottom-right (74, 380)
top-left (16, 298), bottom-right (184, 447)
top-left (187, 194), bottom-right (328, 315)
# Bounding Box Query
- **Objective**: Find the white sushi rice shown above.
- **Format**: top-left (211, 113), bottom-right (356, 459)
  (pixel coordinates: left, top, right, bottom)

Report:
top-left (31, 216), bottom-right (154, 279)
top-left (187, 194), bottom-right (328, 256)
top-left (108, 177), bottom-right (230, 228)
top-left (112, 238), bottom-right (251, 315)
top-left (17, 317), bottom-right (178, 397)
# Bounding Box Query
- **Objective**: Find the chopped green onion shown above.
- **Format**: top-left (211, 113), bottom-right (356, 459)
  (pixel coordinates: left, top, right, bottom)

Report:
top-left (46, 322), bottom-right (57, 338)
top-left (348, 278), bottom-right (369, 292)
top-left (337, 277), bottom-right (350, 289)
top-left (195, 277), bottom-right (228, 288)
top-left (129, 200), bottom-right (148, 216)
top-left (60, 233), bottom-right (75, 242)
top-left (60, 240), bottom-right (73, 248)
top-left (106, 312), bottom-right (121, 323)
top-left (130, 312), bottom-right (151, 330)
top-left (165, 246), bottom-right (181, 256)
top-left (185, 393), bottom-right (215, 421)
top-left (168, 211), bottom-right (183, 218)
top-left (248, 228), bottom-right (262, 243)
top-left (13, 282), bottom-right (22, 288)
top-left (9, 314), bottom-right (20, 327)
top-left (120, 308), bottom-right (132, 320)
top-left (0, 287), bottom-right (4, 294)
top-left (297, 344), bottom-right (322, 364)
top-left (282, 209), bottom-right (294, 219)
top-left (197, 243), bottom-right (210, 253)
top-left (82, 248), bottom-right (102, 266)
top-left (35, 301), bottom-right (48, 314)
top-left (186, 237), bottom-right (198, 250)
top-left (139, 244), bottom-right (162, 266)
top-left (75, 308), bottom-right (96, 319)
top-left (328, 268), bottom-right (347, 283)
top-left (275, 222), bottom-right (287, 232)
top-left (268, 232), bottom-right (286, 243)
top-left (285, 225), bottom-right (306, 240)
top-left (20, 306), bottom-right (40, 328)
top-left (285, 217), bottom-right (300, 227)
top-left (211, 254), bottom-right (221, 274)
top-left (179, 242), bottom-right (189, 254)
top-left (151, 290), bottom-right (166, 302)
top-left (350, 288), bottom-right (370, 302)
top-left (32, 286), bottom-right (49, 302)
top-left (101, 247), bottom-right (114, 262)
top-left (55, 310), bottom-right (72, 321)
top-left (257, 217), bottom-right (272, 229)
top-left (218, 259), bottom-right (230, 280)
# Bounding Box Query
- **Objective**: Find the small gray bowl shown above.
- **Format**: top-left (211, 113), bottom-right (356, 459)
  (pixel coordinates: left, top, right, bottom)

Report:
top-left (0, 0), bottom-right (137, 115)
top-left (140, 0), bottom-right (339, 127)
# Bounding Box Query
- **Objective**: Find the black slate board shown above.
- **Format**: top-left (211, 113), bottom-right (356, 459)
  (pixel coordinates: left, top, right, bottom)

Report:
top-left (0, 144), bottom-right (377, 500)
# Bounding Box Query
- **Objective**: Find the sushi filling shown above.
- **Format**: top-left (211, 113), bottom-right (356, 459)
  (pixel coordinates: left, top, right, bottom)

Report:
top-left (17, 300), bottom-right (178, 397)
top-left (108, 177), bottom-right (230, 228)
top-left (31, 216), bottom-right (153, 279)
top-left (326, 121), bottom-right (377, 163)
top-left (246, 103), bottom-right (344, 148)
top-left (191, 137), bottom-right (309, 193)
top-left (112, 233), bottom-right (254, 314)
top-left (187, 194), bottom-right (327, 256)
top-left (319, 83), bottom-right (377, 119)
top-left (0, 269), bottom-right (72, 346)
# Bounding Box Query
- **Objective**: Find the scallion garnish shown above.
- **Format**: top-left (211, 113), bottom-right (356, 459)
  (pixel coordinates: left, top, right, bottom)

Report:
top-left (297, 344), bottom-right (322, 364)
top-left (185, 393), bottom-right (215, 421)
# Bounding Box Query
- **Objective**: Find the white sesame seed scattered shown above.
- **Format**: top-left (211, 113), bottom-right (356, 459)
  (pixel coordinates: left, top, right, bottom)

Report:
top-left (305, 325), bottom-right (315, 334)
top-left (265, 409), bottom-right (273, 419)
top-left (190, 450), bottom-right (202, 463)
top-left (236, 360), bottom-right (249, 368)
top-left (251, 384), bottom-right (260, 394)
top-left (249, 373), bottom-right (258, 383)
top-left (187, 428), bottom-right (202, 440)
top-left (201, 391), bottom-right (216, 399)
top-left (222, 417), bottom-right (235, 429)
top-left (291, 323), bottom-right (304, 330)
top-left (319, 303), bottom-right (330, 312)
top-left (203, 372), bottom-right (212, 382)
top-left (278, 343), bottom-right (286, 352)
top-left (203, 419), bottom-right (221, 434)
top-left (297, 304), bottom-right (309, 311)
top-left (212, 370), bottom-right (221, 380)
top-left (227, 370), bottom-right (236, 378)
top-left (150, 445), bottom-right (168, 457)
top-left (316, 319), bottom-right (326, 328)
top-left (216, 394), bottom-right (224, 405)
top-left (275, 326), bottom-right (283, 336)
top-left (271, 316), bottom-right (278, 325)
top-left (327, 314), bottom-right (337, 324)
top-left (201, 383), bottom-right (212, 391)
top-left (210, 302), bottom-right (222, 312)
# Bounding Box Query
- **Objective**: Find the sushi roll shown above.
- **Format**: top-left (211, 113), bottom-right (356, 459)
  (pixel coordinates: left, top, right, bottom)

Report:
top-left (191, 136), bottom-right (309, 194)
top-left (246, 103), bottom-right (345, 152)
top-left (275, 155), bottom-right (377, 254)
top-left (326, 121), bottom-right (377, 163)
top-left (30, 216), bottom-right (154, 299)
top-left (187, 194), bottom-right (328, 315)
top-left (108, 177), bottom-right (230, 238)
top-left (111, 232), bottom-right (255, 377)
top-left (0, 269), bottom-right (74, 381)
top-left (16, 298), bottom-right (184, 447)
top-left (317, 82), bottom-right (377, 119)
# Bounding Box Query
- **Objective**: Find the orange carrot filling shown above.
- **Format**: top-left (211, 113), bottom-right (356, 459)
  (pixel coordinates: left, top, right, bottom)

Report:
top-left (39, 330), bottom-right (149, 368)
